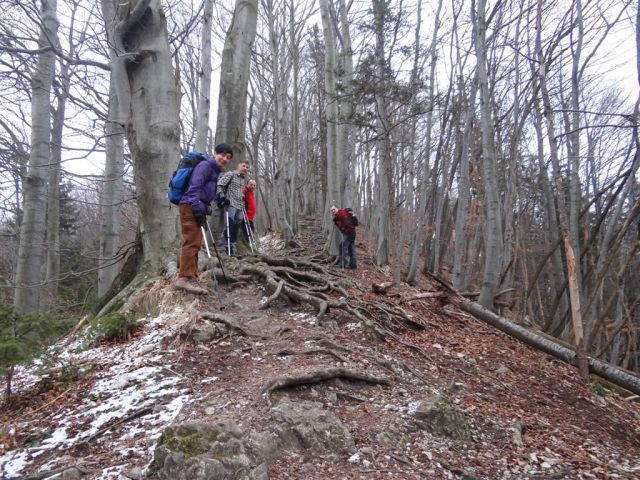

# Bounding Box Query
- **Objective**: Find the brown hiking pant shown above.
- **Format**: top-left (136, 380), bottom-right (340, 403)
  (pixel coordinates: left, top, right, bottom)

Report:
top-left (179, 204), bottom-right (202, 278)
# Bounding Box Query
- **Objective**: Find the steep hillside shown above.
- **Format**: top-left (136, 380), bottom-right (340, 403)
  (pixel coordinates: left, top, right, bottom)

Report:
top-left (2, 219), bottom-right (640, 480)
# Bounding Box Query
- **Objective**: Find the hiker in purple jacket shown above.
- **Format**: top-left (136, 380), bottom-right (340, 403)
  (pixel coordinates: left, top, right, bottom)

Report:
top-left (175, 143), bottom-right (233, 295)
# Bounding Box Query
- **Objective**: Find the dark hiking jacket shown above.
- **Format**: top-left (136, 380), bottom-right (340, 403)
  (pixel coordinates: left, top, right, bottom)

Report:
top-left (180, 159), bottom-right (223, 215)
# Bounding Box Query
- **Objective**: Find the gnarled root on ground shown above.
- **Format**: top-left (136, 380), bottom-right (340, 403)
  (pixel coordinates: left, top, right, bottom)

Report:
top-left (261, 367), bottom-right (390, 407)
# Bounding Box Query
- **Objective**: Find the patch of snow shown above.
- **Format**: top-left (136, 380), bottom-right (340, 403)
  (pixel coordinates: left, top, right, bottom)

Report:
top-left (407, 401), bottom-right (421, 415)
top-left (348, 453), bottom-right (361, 464)
top-left (288, 312), bottom-right (315, 324)
top-left (1, 451), bottom-right (30, 479)
top-left (95, 464), bottom-right (127, 480)
top-left (0, 304), bottom-right (193, 479)
top-left (200, 376), bottom-right (219, 384)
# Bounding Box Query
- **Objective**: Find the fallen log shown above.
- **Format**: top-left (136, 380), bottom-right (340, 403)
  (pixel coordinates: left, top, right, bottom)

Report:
top-left (456, 298), bottom-right (640, 397)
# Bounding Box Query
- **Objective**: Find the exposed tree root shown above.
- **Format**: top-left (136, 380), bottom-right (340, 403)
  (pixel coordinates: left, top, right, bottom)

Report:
top-left (342, 303), bottom-right (434, 361)
top-left (237, 256), bottom-right (434, 373)
top-left (274, 348), bottom-right (351, 364)
top-left (335, 390), bottom-right (368, 402)
top-left (253, 254), bottom-right (327, 274)
top-left (261, 279), bottom-right (285, 309)
top-left (313, 335), bottom-right (427, 384)
top-left (262, 367), bottom-right (391, 407)
top-left (201, 312), bottom-right (248, 336)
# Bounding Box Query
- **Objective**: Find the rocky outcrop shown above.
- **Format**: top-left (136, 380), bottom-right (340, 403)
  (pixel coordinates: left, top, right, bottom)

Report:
top-left (150, 399), bottom-right (355, 479)
top-left (412, 396), bottom-right (472, 441)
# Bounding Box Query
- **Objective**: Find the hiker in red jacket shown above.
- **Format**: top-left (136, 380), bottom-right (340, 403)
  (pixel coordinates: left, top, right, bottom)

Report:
top-left (244, 179), bottom-right (256, 229)
top-left (330, 206), bottom-right (358, 269)
top-left (241, 179), bottom-right (257, 249)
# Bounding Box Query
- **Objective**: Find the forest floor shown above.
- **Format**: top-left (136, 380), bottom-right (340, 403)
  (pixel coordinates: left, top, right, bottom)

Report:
top-left (1, 216), bottom-right (640, 480)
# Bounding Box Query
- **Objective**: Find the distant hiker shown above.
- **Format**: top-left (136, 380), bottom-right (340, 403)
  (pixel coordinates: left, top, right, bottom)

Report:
top-left (216, 161), bottom-right (250, 256)
top-left (175, 143), bottom-right (233, 294)
top-left (331, 206), bottom-right (358, 269)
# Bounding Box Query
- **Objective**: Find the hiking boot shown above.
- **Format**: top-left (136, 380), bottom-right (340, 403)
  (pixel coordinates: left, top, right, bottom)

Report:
top-left (174, 277), bottom-right (207, 295)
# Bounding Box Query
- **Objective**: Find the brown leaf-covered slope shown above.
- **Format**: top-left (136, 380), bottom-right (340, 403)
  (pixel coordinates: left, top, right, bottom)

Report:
top-left (1, 217), bottom-right (639, 480)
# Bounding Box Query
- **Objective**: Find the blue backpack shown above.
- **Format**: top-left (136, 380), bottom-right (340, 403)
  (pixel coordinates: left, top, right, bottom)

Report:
top-left (167, 151), bottom-right (208, 205)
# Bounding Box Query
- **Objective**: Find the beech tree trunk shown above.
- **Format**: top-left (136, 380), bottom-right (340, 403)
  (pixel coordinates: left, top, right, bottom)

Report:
top-left (98, 78), bottom-right (125, 298)
top-left (44, 64), bottom-right (67, 304)
top-left (372, 0), bottom-right (392, 267)
top-left (568, 0), bottom-right (584, 302)
top-left (319, 0), bottom-right (341, 253)
top-left (337, 0), bottom-right (356, 208)
top-left (473, 0), bottom-right (503, 310)
top-left (536, 0), bottom-right (587, 379)
top-left (265, 0), bottom-right (294, 243)
top-left (407, 0), bottom-right (441, 283)
top-left (215, 0), bottom-right (258, 165)
top-left (14, 0), bottom-right (59, 313)
top-left (195, 0), bottom-right (214, 152)
top-left (103, 0), bottom-right (180, 276)
top-left (453, 81), bottom-right (477, 291)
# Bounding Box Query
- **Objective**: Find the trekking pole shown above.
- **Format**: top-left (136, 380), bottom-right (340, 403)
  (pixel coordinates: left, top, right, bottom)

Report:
top-left (205, 219), bottom-right (227, 283)
top-left (201, 226), bottom-right (225, 309)
top-left (241, 205), bottom-right (255, 254)
top-left (224, 208), bottom-right (231, 256)
top-left (340, 230), bottom-right (345, 269)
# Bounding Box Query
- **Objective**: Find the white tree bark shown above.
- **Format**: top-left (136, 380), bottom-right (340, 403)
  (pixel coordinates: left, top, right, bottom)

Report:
top-left (215, 0), bottom-right (258, 164)
top-left (14, 0), bottom-right (59, 313)
top-left (195, 0), bottom-right (214, 152)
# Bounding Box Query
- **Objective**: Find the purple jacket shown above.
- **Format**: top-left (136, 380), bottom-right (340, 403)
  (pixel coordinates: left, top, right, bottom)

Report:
top-left (179, 158), bottom-right (223, 215)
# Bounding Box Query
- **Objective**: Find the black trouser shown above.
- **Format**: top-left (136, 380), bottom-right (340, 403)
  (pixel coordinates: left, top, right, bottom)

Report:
top-left (337, 231), bottom-right (356, 267)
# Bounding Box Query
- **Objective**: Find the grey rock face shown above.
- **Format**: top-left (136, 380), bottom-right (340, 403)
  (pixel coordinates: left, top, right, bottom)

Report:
top-left (152, 420), bottom-right (257, 480)
top-left (271, 399), bottom-right (355, 454)
top-left (151, 400), bottom-right (355, 479)
top-left (61, 468), bottom-right (82, 480)
top-left (413, 396), bottom-right (472, 441)
top-left (187, 322), bottom-right (225, 343)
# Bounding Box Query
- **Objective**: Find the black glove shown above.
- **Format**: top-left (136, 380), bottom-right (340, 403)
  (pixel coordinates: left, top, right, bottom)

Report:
top-left (194, 212), bottom-right (206, 227)
top-left (205, 204), bottom-right (212, 215)
top-left (216, 196), bottom-right (230, 209)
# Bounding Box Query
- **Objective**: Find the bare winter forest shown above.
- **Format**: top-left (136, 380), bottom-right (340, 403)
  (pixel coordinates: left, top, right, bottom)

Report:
top-left (1, 0), bottom-right (640, 396)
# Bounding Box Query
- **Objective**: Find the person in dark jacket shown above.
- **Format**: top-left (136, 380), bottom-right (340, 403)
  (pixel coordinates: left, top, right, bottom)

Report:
top-left (175, 143), bottom-right (232, 294)
top-left (216, 161), bottom-right (250, 256)
top-left (330, 205), bottom-right (357, 269)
